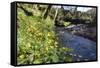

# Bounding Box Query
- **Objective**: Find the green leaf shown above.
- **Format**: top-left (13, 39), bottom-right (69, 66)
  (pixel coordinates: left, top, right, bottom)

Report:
top-left (64, 22), bottom-right (71, 27)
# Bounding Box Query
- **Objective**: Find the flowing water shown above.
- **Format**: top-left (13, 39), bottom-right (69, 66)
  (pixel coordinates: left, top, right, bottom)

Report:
top-left (55, 26), bottom-right (97, 61)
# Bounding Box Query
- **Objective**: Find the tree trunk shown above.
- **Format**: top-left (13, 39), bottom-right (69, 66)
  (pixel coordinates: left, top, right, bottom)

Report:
top-left (43, 5), bottom-right (52, 19)
top-left (54, 7), bottom-right (59, 22)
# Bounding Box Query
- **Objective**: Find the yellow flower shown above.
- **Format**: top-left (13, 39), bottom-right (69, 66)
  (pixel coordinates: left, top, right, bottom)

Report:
top-left (45, 47), bottom-right (48, 51)
top-left (38, 33), bottom-right (42, 36)
top-left (47, 33), bottom-right (51, 37)
top-left (27, 28), bottom-right (34, 32)
top-left (19, 55), bottom-right (24, 59)
top-left (28, 25), bottom-right (37, 32)
top-left (35, 32), bottom-right (43, 37)
top-left (26, 43), bottom-right (31, 48)
top-left (50, 46), bottom-right (54, 49)
top-left (27, 28), bottom-right (31, 32)
top-left (30, 25), bottom-right (33, 28)
top-left (48, 40), bottom-right (52, 44)
top-left (55, 42), bottom-right (58, 45)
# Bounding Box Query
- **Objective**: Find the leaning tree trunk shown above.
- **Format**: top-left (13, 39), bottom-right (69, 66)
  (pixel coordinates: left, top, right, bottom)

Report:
top-left (54, 7), bottom-right (59, 22)
top-left (42, 5), bottom-right (52, 19)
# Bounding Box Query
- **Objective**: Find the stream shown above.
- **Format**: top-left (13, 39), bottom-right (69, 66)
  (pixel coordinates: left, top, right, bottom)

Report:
top-left (55, 26), bottom-right (97, 62)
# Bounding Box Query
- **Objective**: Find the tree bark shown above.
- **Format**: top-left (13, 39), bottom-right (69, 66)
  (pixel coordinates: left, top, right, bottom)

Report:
top-left (54, 7), bottom-right (59, 22)
top-left (43, 5), bottom-right (52, 19)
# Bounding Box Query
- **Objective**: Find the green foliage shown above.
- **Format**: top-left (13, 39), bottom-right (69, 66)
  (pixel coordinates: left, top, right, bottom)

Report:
top-left (17, 4), bottom-right (72, 65)
top-left (64, 22), bottom-right (71, 27)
